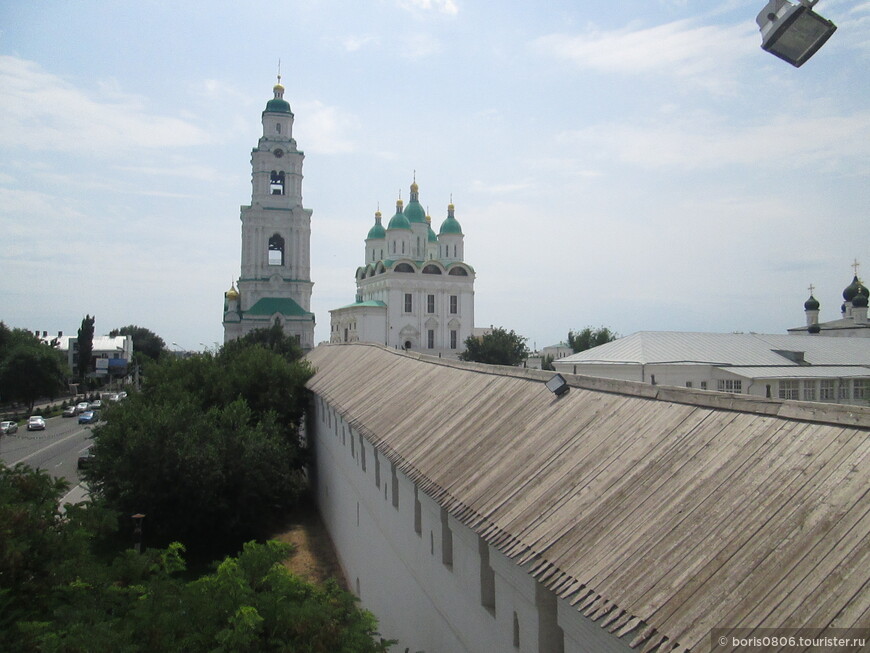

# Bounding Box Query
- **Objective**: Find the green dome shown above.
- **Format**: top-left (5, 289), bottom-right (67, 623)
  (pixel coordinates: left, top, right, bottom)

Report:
top-left (265, 98), bottom-right (292, 113)
top-left (427, 224), bottom-right (438, 242)
top-left (367, 211), bottom-right (386, 239)
top-left (439, 203), bottom-right (462, 235)
top-left (387, 200), bottom-right (411, 230)
top-left (843, 275), bottom-right (862, 301)
top-left (804, 295), bottom-right (820, 311)
top-left (853, 293), bottom-right (869, 308)
top-left (404, 200), bottom-right (427, 224)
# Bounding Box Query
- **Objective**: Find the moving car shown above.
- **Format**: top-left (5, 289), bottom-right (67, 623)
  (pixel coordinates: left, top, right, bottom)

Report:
top-left (27, 416), bottom-right (46, 431)
top-left (0, 420), bottom-right (18, 435)
top-left (75, 402), bottom-right (90, 414)
top-left (78, 411), bottom-right (99, 424)
top-left (77, 447), bottom-right (95, 470)
top-left (62, 406), bottom-right (77, 417)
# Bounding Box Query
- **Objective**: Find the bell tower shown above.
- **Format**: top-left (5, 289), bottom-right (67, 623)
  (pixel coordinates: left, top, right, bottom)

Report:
top-left (223, 76), bottom-right (315, 349)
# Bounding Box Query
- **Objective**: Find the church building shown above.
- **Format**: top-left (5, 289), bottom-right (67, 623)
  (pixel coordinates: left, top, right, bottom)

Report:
top-left (223, 78), bottom-right (315, 350)
top-left (329, 180), bottom-right (475, 358)
top-left (789, 262), bottom-right (869, 337)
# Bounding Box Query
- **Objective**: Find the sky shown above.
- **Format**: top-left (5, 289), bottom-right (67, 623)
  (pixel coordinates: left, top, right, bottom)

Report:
top-left (1, 0), bottom-right (868, 352)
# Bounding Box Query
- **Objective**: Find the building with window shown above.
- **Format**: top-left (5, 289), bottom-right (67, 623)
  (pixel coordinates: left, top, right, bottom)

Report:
top-left (306, 342), bottom-right (870, 653)
top-left (40, 331), bottom-right (133, 380)
top-left (552, 331), bottom-right (870, 407)
top-left (222, 78), bottom-right (315, 349)
top-left (329, 179), bottom-right (475, 358)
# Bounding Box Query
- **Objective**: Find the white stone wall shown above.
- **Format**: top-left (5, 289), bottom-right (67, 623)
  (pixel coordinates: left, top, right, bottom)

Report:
top-left (310, 394), bottom-right (635, 653)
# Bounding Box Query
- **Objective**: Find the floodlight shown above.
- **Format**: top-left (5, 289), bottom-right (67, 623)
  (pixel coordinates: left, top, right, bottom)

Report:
top-left (546, 373), bottom-right (570, 397)
top-left (757, 0), bottom-right (837, 67)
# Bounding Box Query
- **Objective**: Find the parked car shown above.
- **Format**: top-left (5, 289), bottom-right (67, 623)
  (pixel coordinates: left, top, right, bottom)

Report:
top-left (78, 411), bottom-right (99, 425)
top-left (62, 406), bottom-right (77, 417)
top-left (75, 402), bottom-right (90, 414)
top-left (27, 416), bottom-right (46, 431)
top-left (77, 447), bottom-right (95, 470)
top-left (0, 420), bottom-right (18, 435)
top-left (90, 399), bottom-right (103, 409)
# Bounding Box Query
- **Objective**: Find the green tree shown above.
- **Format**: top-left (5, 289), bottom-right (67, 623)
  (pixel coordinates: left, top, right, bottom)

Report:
top-left (568, 326), bottom-right (618, 353)
top-left (84, 333), bottom-right (315, 555)
top-left (541, 354), bottom-right (555, 371)
top-left (459, 327), bottom-right (530, 366)
top-left (109, 325), bottom-right (169, 364)
top-left (1, 463), bottom-right (392, 653)
top-left (77, 314), bottom-right (95, 380)
top-left (0, 325), bottom-right (66, 410)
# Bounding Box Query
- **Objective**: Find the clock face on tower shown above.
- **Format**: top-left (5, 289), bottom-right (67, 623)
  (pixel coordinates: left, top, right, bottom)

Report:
top-left (273, 149), bottom-right (284, 158)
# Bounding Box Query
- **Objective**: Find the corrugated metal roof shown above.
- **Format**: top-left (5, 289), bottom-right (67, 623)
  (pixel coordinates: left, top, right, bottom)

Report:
top-left (560, 331), bottom-right (870, 367)
top-left (306, 343), bottom-right (870, 653)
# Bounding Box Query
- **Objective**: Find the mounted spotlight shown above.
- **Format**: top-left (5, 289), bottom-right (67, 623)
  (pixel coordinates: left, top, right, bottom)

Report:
top-left (546, 373), bottom-right (570, 397)
top-left (757, 0), bottom-right (837, 67)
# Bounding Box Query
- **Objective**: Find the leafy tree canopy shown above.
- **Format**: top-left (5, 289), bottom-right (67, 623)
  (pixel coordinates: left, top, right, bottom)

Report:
top-left (0, 323), bottom-right (66, 410)
top-left (109, 324), bottom-right (169, 364)
top-left (568, 326), bottom-right (618, 353)
top-left (84, 328), bottom-right (315, 554)
top-left (459, 327), bottom-right (530, 366)
top-left (1, 463), bottom-right (392, 653)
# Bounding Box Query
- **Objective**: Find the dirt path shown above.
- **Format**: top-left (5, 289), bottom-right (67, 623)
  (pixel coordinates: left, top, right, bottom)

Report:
top-left (273, 505), bottom-right (348, 590)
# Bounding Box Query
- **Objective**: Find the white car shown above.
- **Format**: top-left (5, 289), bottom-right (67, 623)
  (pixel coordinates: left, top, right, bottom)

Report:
top-left (0, 420), bottom-right (18, 435)
top-left (75, 402), bottom-right (90, 414)
top-left (27, 416), bottom-right (46, 431)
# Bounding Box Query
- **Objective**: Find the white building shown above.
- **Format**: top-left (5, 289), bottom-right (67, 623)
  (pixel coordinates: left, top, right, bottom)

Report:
top-left (222, 78), bottom-right (315, 350)
top-left (553, 331), bottom-right (870, 406)
top-left (788, 269), bottom-right (869, 337)
top-left (329, 180), bottom-right (475, 358)
top-left (40, 331), bottom-right (133, 378)
top-left (306, 342), bottom-right (870, 653)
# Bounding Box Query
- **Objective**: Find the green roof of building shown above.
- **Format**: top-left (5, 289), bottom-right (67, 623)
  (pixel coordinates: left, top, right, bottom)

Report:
top-left (404, 199), bottom-right (427, 224)
top-left (388, 212), bottom-right (411, 230)
top-left (428, 225), bottom-right (438, 242)
top-left (264, 98), bottom-right (292, 114)
top-left (245, 297), bottom-right (312, 317)
top-left (336, 300), bottom-right (388, 310)
top-left (367, 219), bottom-right (386, 239)
top-left (439, 216), bottom-right (462, 235)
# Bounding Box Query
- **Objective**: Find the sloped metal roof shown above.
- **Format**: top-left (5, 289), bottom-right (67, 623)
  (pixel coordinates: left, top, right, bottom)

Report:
top-left (306, 343), bottom-right (870, 653)
top-left (560, 331), bottom-right (870, 367)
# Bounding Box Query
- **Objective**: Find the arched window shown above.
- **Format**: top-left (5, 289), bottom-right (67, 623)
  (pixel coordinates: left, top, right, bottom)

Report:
top-left (422, 264), bottom-right (442, 275)
top-left (268, 233), bottom-right (285, 266)
top-left (448, 266), bottom-right (468, 276)
top-left (394, 263), bottom-right (415, 273)
top-left (270, 171), bottom-right (285, 195)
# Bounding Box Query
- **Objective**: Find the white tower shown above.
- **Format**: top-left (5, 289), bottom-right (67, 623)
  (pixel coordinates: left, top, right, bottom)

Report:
top-left (223, 77), bottom-right (315, 349)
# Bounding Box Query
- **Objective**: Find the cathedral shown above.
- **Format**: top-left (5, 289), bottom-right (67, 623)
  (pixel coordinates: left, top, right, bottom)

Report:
top-left (329, 180), bottom-right (475, 358)
top-left (790, 263), bottom-right (869, 337)
top-left (222, 78), bottom-right (315, 350)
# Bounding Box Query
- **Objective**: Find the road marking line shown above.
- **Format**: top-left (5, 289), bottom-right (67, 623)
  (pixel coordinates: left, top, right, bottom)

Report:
top-left (11, 428), bottom-right (90, 466)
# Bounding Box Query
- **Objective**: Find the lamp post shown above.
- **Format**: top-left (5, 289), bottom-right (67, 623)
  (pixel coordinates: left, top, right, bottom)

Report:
top-left (757, 0), bottom-right (837, 67)
top-left (132, 513), bottom-right (145, 553)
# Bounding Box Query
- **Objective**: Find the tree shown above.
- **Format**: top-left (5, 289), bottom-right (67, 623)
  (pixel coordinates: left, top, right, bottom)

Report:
top-left (459, 327), bottom-right (529, 366)
top-left (109, 325), bottom-right (169, 364)
top-left (541, 354), bottom-right (555, 371)
top-left (1, 462), bottom-right (393, 653)
top-left (568, 327), bottom-right (618, 353)
top-left (0, 324), bottom-right (66, 410)
top-left (84, 332), bottom-right (315, 555)
top-left (77, 314), bottom-right (95, 380)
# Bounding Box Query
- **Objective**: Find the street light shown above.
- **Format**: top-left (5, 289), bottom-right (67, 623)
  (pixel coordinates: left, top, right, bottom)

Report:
top-left (756, 0), bottom-right (837, 67)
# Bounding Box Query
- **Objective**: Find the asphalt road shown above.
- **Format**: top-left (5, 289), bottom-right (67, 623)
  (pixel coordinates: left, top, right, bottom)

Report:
top-left (0, 414), bottom-right (95, 503)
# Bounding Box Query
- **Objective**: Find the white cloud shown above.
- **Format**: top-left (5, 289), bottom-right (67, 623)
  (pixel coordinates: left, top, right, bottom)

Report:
top-left (397, 0), bottom-right (459, 16)
top-left (295, 100), bottom-right (361, 154)
top-left (531, 19), bottom-right (757, 92)
top-left (559, 111), bottom-right (870, 171)
top-left (400, 33), bottom-right (443, 59)
top-left (0, 56), bottom-right (211, 155)
top-left (343, 35), bottom-right (381, 52)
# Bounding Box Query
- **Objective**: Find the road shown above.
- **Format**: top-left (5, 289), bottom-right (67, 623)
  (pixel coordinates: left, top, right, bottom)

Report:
top-left (0, 414), bottom-right (95, 504)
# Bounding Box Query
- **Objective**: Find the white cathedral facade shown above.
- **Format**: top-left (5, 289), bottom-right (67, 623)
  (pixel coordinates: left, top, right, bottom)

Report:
top-left (329, 180), bottom-right (475, 358)
top-left (223, 79), bottom-right (315, 350)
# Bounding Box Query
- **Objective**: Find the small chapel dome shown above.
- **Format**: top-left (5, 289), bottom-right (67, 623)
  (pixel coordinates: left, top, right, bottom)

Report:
top-left (387, 199), bottom-right (411, 230)
top-left (404, 180), bottom-right (427, 224)
top-left (843, 275), bottom-right (863, 301)
top-left (426, 216), bottom-right (438, 243)
top-left (808, 323), bottom-right (821, 334)
top-left (853, 293), bottom-right (869, 308)
top-left (225, 284), bottom-right (240, 301)
top-left (804, 295), bottom-right (820, 311)
top-left (439, 202), bottom-right (463, 235)
top-left (367, 211), bottom-right (386, 240)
